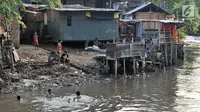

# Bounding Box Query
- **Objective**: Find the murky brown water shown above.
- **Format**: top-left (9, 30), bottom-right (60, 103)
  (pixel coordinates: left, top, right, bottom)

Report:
top-left (1, 41), bottom-right (200, 112)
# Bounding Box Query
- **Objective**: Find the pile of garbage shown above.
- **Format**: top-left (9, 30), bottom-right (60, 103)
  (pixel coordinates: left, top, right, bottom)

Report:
top-left (85, 45), bottom-right (106, 54)
top-left (1, 61), bottom-right (101, 94)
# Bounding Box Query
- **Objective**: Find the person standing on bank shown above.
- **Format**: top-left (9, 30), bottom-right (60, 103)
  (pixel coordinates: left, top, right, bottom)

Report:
top-left (33, 32), bottom-right (39, 50)
top-left (57, 40), bottom-right (62, 63)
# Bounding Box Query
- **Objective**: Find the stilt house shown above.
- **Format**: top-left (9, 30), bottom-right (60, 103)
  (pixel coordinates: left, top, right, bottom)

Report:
top-left (106, 2), bottom-right (184, 77)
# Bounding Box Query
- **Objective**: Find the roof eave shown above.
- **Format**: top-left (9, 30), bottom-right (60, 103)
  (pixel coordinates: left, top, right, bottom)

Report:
top-left (124, 2), bottom-right (173, 16)
top-left (54, 8), bottom-right (119, 12)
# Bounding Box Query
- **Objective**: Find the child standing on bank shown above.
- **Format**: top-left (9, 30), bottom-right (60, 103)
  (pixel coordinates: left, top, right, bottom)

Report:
top-left (33, 32), bottom-right (39, 50)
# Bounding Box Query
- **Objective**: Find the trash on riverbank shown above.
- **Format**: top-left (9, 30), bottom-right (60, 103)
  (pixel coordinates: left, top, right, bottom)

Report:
top-left (0, 45), bottom-right (103, 94)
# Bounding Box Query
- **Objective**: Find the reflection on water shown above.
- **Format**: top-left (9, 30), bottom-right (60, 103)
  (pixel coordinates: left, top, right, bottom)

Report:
top-left (1, 42), bottom-right (200, 112)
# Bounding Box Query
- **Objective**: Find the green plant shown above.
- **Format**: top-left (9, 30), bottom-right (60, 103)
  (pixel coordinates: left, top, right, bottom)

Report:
top-left (145, 0), bottom-right (200, 39)
top-left (0, 0), bottom-right (62, 28)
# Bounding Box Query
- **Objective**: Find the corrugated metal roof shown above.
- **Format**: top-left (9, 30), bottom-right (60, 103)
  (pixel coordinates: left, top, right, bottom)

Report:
top-left (120, 19), bottom-right (184, 24)
top-left (55, 4), bottom-right (118, 12)
top-left (23, 4), bottom-right (118, 12)
top-left (23, 3), bottom-right (47, 8)
top-left (24, 10), bottom-right (42, 14)
top-left (54, 8), bottom-right (118, 12)
top-left (125, 2), bottom-right (172, 15)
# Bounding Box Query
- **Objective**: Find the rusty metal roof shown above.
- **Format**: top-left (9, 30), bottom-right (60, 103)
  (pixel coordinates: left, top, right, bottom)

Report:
top-left (120, 19), bottom-right (184, 24)
top-left (125, 2), bottom-right (172, 15)
top-left (55, 4), bottom-right (119, 12)
top-left (23, 3), bottom-right (47, 8)
top-left (54, 8), bottom-right (119, 12)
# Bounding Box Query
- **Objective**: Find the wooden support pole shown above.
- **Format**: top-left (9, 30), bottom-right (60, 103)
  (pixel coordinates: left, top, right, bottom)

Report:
top-left (170, 43), bottom-right (173, 65)
top-left (175, 45), bottom-right (178, 64)
top-left (106, 59), bottom-right (108, 68)
top-left (165, 44), bottom-right (168, 67)
top-left (105, 59), bottom-right (108, 74)
top-left (179, 45), bottom-right (182, 59)
top-left (85, 40), bottom-right (88, 48)
top-left (181, 44), bottom-right (184, 60)
top-left (113, 38), bottom-right (116, 43)
top-left (133, 57), bottom-right (136, 75)
top-left (115, 59), bottom-right (118, 79)
top-left (103, 58), bottom-right (105, 65)
top-left (123, 58), bottom-right (126, 75)
top-left (141, 56), bottom-right (145, 74)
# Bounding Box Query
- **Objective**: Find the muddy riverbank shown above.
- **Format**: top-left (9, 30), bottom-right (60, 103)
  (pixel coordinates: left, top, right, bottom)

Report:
top-left (0, 38), bottom-right (199, 112)
top-left (0, 45), bottom-right (104, 94)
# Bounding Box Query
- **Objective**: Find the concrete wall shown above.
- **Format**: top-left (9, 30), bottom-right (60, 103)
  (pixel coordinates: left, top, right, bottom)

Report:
top-left (47, 11), bottom-right (119, 41)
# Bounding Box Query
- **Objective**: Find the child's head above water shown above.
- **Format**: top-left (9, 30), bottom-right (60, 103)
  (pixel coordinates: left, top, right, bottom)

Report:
top-left (17, 95), bottom-right (21, 101)
top-left (48, 89), bottom-right (51, 94)
top-left (76, 91), bottom-right (80, 97)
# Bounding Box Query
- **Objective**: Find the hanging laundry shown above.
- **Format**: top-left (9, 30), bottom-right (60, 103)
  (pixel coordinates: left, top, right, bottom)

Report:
top-left (119, 20), bottom-right (124, 27)
top-left (161, 23), bottom-right (171, 31)
top-left (172, 25), bottom-right (178, 41)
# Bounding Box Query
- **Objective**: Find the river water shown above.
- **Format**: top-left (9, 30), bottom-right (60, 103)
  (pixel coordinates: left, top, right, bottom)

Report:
top-left (1, 38), bottom-right (200, 112)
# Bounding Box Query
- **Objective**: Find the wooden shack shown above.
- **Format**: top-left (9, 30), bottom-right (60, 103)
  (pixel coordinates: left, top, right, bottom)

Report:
top-left (106, 2), bottom-right (185, 77)
top-left (21, 3), bottom-right (47, 42)
top-left (46, 5), bottom-right (119, 42)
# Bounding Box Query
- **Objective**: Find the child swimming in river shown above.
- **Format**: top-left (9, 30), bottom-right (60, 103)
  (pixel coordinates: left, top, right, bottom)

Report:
top-left (46, 89), bottom-right (54, 98)
top-left (74, 91), bottom-right (81, 102)
top-left (67, 91), bottom-right (81, 103)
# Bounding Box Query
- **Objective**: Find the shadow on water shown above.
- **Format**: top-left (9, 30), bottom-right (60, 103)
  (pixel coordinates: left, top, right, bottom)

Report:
top-left (1, 42), bottom-right (200, 112)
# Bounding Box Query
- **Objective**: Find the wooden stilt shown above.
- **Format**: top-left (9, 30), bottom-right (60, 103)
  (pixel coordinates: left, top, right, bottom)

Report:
top-left (175, 45), bottom-right (177, 64)
top-left (133, 57), bottom-right (136, 75)
top-left (123, 58), bottom-right (126, 75)
top-left (105, 59), bottom-right (108, 74)
top-left (103, 58), bottom-right (105, 65)
top-left (165, 44), bottom-right (168, 67)
top-left (115, 59), bottom-right (118, 79)
top-left (113, 38), bottom-right (116, 43)
top-left (181, 44), bottom-right (184, 60)
top-left (170, 43), bottom-right (173, 65)
top-left (106, 59), bottom-right (108, 68)
top-left (141, 56), bottom-right (145, 73)
top-left (85, 40), bottom-right (88, 48)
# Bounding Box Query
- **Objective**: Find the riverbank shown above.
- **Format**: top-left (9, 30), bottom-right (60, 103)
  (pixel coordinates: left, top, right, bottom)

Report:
top-left (0, 38), bottom-right (198, 112)
top-left (0, 45), bottom-right (103, 94)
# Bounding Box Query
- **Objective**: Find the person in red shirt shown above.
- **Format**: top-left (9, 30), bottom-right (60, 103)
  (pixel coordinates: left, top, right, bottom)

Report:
top-left (57, 40), bottom-right (62, 63)
top-left (33, 32), bottom-right (39, 50)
